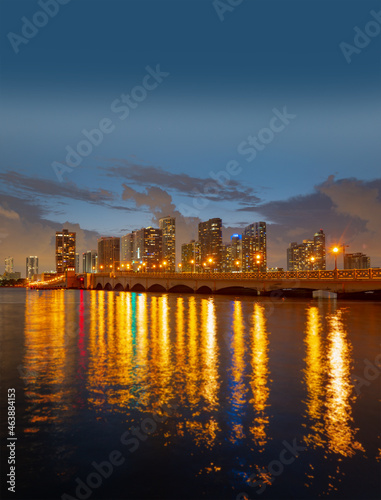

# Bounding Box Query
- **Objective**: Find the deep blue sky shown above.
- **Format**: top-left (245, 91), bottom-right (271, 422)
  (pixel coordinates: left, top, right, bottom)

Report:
top-left (1, 0), bottom-right (380, 272)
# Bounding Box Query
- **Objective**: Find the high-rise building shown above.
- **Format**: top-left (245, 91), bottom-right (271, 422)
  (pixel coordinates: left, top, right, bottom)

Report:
top-left (159, 216), bottom-right (176, 272)
top-left (287, 241), bottom-right (315, 271)
top-left (287, 242), bottom-right (300, 271)
top-left (121, 232), bottom-right (135, 264)
top-left (231, 234), bottom-right (242, 271)
top-left (287, 229), bottom-right (326, 271)
top-left (26, 256), bottom-right (39, 279)
top-left (313, 229), bottom-right (326, 270)
top-left (134, 227), bottom-right (163, 271)
top-left (181, 240), bottom-right (200, 272)
top-left (243, 221), bottom-right (267, 271)
top-left (221, 243), bottom-right (232, 272)
top-left (5, 256), bottom-right (14, 273)
top-left (97, 237), bottom-right (120, 271)
top-left (56, 229), bottom-right (76, 273)
top-left (75, 253), bottom-right (80, 273)
top-left (198, 218), bottom-right (223, 271)
top-left (344, 252), bottom-right (370, 269)
top-left (82, 250), bottom-right (98, 273)
top-left (241, 235), bottom-right (258, 272)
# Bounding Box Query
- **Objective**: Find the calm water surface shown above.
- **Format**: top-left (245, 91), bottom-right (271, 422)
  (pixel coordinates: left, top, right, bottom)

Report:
top-left (0, 288), bottom-right (380, 500)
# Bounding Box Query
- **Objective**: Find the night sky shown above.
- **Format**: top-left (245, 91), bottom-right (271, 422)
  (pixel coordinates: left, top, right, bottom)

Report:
top-left (1, 0), bottom-right (380, 274)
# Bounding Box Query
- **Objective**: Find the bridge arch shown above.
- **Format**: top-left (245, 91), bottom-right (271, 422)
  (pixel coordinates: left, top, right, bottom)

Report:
top-left (148, 284), bottom-right (167, 292)
top-left (131, 283), bottom-right (145, 292)
top-left (168, 284), bottom-right (194, 293)
top-left (196, 285), bottom-right (213, 294)
top-left (104, 283), bottom-right (112, 291)
top-left (114, 283), bottom-right (124, 291)
top-left (95, 283), bottom-right (103, 290)
top-left (216, 286), bottom-right (257, 296)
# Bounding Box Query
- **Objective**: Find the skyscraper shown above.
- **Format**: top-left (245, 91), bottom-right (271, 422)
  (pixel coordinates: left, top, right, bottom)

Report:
top-left (82, 250), bottom-right (98, 273)
top-left (344, 252), bottom-right (370, 269)
top-left (231, 234), bottom-right (242, 271)
top-left (97, 237), bottom-right (120, 271)
top-left (287, 229), bottom-right (326, 271)
top-left (181, 240), bottom-right (200, 272)
top-left (26, 256), bottom-right (39, 279)
top-left (56, 229), bottom-right (76, 273)
top-left (159, 216), bottom-right (176, 272)
top-left (5, 256), bottom-right (14, 273)
top-left (241, 235), bottom-right (257, 272)
top-left (313, 229), bottom-right (326, 270)
top-left (198, 218), bottom-right (222, 271)
top-left (121, 232), bottom-right (135, 264)
top-left (134, 227), bottom-right (163, 271)
top-left (243, 221), bottom-right (267, 271)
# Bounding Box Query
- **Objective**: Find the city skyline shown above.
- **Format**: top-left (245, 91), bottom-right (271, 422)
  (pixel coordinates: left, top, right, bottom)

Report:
top-left (2, 219), bottom-right (374, 279)
top-left (1, 0), bottom-right (380, 274)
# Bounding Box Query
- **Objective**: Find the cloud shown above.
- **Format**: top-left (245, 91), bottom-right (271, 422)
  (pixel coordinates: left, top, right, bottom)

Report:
top-left (0, 205), bottom-right (19, 220)
top-left (0, 171), bottom-right (118, 207)
top-left (319, 176), bottom-right (381, 234)
top-left (102, 160), bottom-right (261, 205)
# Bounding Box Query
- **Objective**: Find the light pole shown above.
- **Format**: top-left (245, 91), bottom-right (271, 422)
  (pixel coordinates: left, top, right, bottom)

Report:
top-left (255, 254), bottom-right (262, 273)
top-left (235, 260), bottom-right (240, 273)
top-left (190, 259), bottom-right (195, 273)
top-left (208, 257), bottom-right (213, 272)
top-left (332, 247), bottom-right (339, 273)
top-left (178, 263), bottom-right (182, 273)
top-left (310, 256), bottom-right (315, 271)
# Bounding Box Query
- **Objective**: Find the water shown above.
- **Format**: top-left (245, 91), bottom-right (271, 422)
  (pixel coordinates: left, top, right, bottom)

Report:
top-left (0, 288), bottom-right (380, 500)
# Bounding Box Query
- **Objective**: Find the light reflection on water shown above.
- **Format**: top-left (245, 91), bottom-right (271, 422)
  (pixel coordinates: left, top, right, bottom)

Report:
top-left (303, 306), bottom-right (364, 457)
top-left (249, 303), bottom-right (270, 451)
top-left (12, 289), bottom-right (379, 498)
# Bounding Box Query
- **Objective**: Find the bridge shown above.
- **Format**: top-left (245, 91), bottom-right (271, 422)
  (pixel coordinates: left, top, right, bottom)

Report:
top-left (28, 268), bottom-right (381, 296)
top-left (84, 268), bottom-right (381, 296)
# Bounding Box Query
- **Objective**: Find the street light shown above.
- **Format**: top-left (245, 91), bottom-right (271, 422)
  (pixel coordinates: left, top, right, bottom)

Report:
top-left (310, 256), bottom-right (315, 271)
top-left (207, 257), bottom-right (213, 272)
top-left (332, 246), bottom-right (339, 271)
top-left (178, 263), bottom-right (182, 272)
top-left (190, 259), bottom-right (195, 273)
top-left (255, 254), bottom-right (262, 273)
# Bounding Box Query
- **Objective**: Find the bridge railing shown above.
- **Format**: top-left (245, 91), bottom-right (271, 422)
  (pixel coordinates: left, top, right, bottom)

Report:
top-left (102, 268), bottom-right (381, 281)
